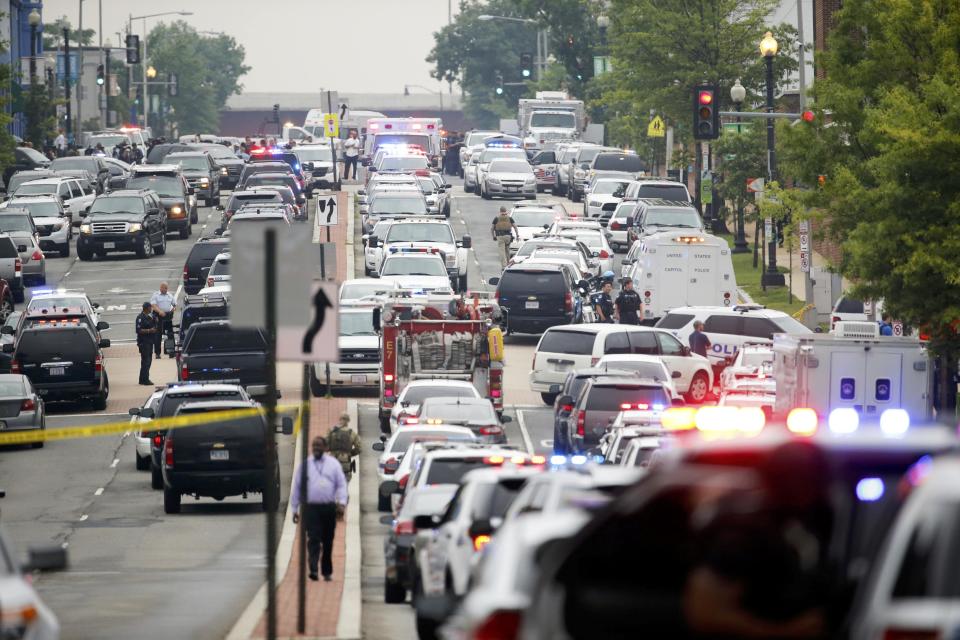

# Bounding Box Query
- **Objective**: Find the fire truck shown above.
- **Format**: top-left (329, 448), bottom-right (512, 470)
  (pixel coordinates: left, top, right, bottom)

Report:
top-left (363, 117), bottom-right (444, 169)
top-left (374, 292), bottom-right (504, 431)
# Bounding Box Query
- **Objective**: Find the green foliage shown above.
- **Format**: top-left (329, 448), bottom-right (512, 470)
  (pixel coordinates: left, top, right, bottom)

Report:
top-left (145, 22), bottom-right (249, 136)
top-left (713, 123), bottom-right (766, 221)
top-left (511, 0), bottom-right (600, 94)
top-left (24, 84), bottom-right (57, 148)
top-left (777, 0), bottom-right (960, 352)
top-left (42, 17), bottom-right (95, 49)
top-left (603, 0), bottom-right (799, 146)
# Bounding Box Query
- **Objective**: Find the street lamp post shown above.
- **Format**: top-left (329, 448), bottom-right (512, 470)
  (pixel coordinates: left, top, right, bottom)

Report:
top-left (28, 9), bottom-right (40, 86)
top-left (129, 10), bottom-right (192, 129)
top-left (729, 78), bottom-right (749, 254)
top-left (477, 14), bottom-right (543, 82)
top-left (759, 31), bottom-right (785, 287)
top-left (404, 84), bottom-right (444, 112)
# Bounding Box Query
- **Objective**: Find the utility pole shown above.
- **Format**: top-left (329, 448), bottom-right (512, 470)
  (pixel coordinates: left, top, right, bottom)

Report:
top-left (99, 0), bottom-right (105, 128)
top-left (797, 0), bottom-right (807, 110)
top-left (78, 0), bottom-right (84, 143)
top-left (64, 29), bottom-right (73, 142)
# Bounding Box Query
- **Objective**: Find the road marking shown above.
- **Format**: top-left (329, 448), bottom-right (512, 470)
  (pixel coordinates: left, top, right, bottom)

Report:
top-left (110, 458), bottom-right (119, 468)
top-left (47, 412), bottom-right (128, 420)
top-left (79, 514), bottom-right (88, 522)
top-left (541, 439), bottom-right (554, 448)
top-left (94, 487), bottom-right (104, 496)
top-left (174, 282), bottom-right (183, 301)
top-left (515, 408), bottom-right (535, 455)
top-left (63, 271), bottom-right (70, 278)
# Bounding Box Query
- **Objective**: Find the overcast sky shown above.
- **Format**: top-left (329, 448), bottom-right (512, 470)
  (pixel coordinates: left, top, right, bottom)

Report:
top-left (43, 0), bottom-right (455, 94)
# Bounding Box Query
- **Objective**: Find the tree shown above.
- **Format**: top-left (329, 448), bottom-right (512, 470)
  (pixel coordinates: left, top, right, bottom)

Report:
top-left (42, 17), bottom-right (95, 50)
top-left (602, 0), bottom-right (799, 146)
top-left (512, 0), bottom-right (600, 95)
top-left (195, 35), bottom-right (251, 108)
top-left (713, 122), bottom-right (766, 245)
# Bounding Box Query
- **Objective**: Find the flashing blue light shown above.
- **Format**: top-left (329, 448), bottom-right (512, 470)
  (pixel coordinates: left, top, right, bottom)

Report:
top-left (652, 404), bottom-right (665, 412)
top-left (856, 477), bottom-right (885, 502)
top-left (907, 455), bottom-right (933, 486)
top-left (828, 407), bottom-right (859, 434)
top-left (549, 454), bottom-right (567, 466)
top-left (880, 408), bottom-right (910, 436)
top-left (570, 454), bottom-right (587, 465)
top-left (593, 455), bottom-right (605, 464)
top-left (31, 289), bottom-right (55, 295)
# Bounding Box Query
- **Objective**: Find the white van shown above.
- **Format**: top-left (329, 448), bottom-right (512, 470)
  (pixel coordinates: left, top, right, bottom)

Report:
top-left (529, 324), bottom-right (713, 404)
top-left (625, 231), bottom-right (737, 322)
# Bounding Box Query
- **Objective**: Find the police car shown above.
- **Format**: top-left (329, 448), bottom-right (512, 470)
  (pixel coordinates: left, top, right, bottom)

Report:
top-left (655, 305), bottom-right (811, 368)
top-left (368, 218), bottom-right (471, 292)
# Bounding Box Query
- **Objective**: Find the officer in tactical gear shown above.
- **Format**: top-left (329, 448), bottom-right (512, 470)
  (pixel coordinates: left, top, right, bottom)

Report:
top-left (592, 281), bottom-right (615, 323)
top-left (328, 412), bottom-right (362, 481)
top-left (615, 277), bottom-right (643, 325)
top-left (490, 206), bottom-right (519, 269)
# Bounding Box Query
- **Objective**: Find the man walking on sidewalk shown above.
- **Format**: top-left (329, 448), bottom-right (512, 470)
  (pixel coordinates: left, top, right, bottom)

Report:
top-left (292, 435), bottom-right (347, 582)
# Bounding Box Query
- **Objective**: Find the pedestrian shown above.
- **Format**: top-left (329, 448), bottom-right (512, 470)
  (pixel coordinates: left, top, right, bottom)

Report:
top-left (491, 206), bottom-right (519, 270)
top-left (53, 129), bottom-right (67, 157)
top-left (879, 314), bottom-right (893, 336)
top-left (135, 302), bottom-right (157, 385)
top-left (593, 281), bottom-right (615, 323)
top-left (342, 130), bottom-right (360, 181)
top-left (131, 143), bottom-right (144, 164)
top-left (615, 277), bottom-right (643, 324)
top-left (291, 435), bottom-right (347, 582)
top-left (689, 320), bottom-right (712, 358)
top-left (327, 412), bottom-right (362, 482)
top-left (150, 282), bottom-right (176, 357)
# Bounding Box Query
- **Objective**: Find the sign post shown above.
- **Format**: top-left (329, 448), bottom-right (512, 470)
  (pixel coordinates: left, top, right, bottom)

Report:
top-left (263, 229), bottom-right (278, 640)
top-left (316, 194), bottom-right (338, 243)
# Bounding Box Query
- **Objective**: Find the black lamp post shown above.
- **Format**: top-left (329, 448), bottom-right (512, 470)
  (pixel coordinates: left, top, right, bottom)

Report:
top-left (759, 31), bottom-right (785, 287)
top-left (730, 78), bottom-right (749, 253)
top-left (28, 9), bottom-right (40, 85)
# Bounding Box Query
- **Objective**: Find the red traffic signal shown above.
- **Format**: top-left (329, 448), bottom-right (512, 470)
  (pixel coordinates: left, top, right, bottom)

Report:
top-left (698, 91), bottom-right (713, 105)
top-left (802, 110), bottom-right (815, 123)
top-left (693, 85), bottom-right (719, 140)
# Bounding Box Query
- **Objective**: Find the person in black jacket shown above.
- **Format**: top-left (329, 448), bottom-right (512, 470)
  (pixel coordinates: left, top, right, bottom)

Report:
top-left (135, 302), bottom-right (157, 385)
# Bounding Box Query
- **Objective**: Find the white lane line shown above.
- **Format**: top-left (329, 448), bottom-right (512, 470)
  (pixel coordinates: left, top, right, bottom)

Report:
top-left (94, 487), bottom-right (104, 496)
top-left (110, 458), bottom-right (119, 468)
top-left (47, 412), bottom-right (127, 420)
top-left (63, 271), bottom-right (71, 278)
top-left (78, 514), bottom-right (88, 522)
top-left (174, 282), bottom-right (183, 301)
top-left (515, 408), bottom-right (535, 455)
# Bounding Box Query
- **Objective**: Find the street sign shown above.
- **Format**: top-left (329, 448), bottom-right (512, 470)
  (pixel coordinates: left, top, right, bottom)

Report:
top-left (701, 172), bottom-right (713, 205)
top-left (798, 220), bottom-right (810, 273)
top-left (276, 282), bottom-right (339, 362)
top-left (324, 113), bottom-right (339, 138)
top-left (892, 322), bottom-right (903, 337)
top-left (229, 222), bottom-right (313, 329)
top-left (316, 194), bottom-right (338, 226)
top-left (746, 177), bottom-right (764, 193)
top-left (647, 115), bottom-right (666, 138)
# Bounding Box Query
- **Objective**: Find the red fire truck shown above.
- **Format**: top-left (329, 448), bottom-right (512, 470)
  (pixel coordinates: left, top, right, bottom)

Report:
top-left (375, 293), bottom-right (504, 431)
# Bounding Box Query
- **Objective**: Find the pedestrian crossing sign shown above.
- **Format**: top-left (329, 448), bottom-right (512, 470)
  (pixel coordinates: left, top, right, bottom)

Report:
top-left (324, 113), bottom-right (339, 138)
top-left (647, 115), bottom-right (666, 138)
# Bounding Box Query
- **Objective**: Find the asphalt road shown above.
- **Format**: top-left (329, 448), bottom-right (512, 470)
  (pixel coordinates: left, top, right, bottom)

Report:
top-left (0, 196), bottom-right (300, 640)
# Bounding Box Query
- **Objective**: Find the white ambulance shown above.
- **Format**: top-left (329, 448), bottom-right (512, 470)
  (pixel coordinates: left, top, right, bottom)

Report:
top-left (625, 231), bottom-right (737, 322)
top-left (363, 117), bottom-right (444, 168)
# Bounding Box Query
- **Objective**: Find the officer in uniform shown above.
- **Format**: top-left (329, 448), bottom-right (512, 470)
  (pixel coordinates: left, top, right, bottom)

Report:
top-left (328, 412), bottom-right (362, 482)
top-left (135, 302), bottom-right (158, 385)
top-left (150, 281), bottom-right (176, 357)
top-left (490, 206), bottom-right (519, 269)
top-left (615, 277), bottom-right (643, 325)
top-left (592, 281), bottom-right (615, 323)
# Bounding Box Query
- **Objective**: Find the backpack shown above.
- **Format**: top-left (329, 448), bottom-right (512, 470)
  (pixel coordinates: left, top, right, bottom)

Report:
top-left (328, 426), bottom-right (353, 458)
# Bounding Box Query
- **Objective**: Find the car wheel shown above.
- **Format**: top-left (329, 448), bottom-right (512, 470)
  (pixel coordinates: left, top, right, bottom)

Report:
top-left (77, 244), bottom-right (93, 261)
top-left (12, 288), bottom-right (23, 304)
top-left (191, 208), bottom-right (199, 224)
top-left (309, 367), bottom-right (326, 397)
top-left (151, 461), bottom-right (163, 490)
top-left (135, 234), bottom-right (152, 259)
top-left (481, 187), bottom-right (491, 200)
top-left (384, 578), bottom-right (407, 604)
top-left (377, 491), bottom-right (391, 512)
top-left (685, 371), bottom-right (710, 404)
top-left (59, 242), bottom-right (70, 258)
top-left (0, 296), bottom-right (13, 323)
top-left (135, 451), bottom-right (150, 471)
top-left (92, 391), bottom-right (107, 411)
top-left (379, 414), bottom-right (391, 434)
top-left (163, 487), bottom-right (181, 514)
top-left (415, 613), bottom-right (438, 640)
top-left (179, 225), bottom-right (189, 239)
top-left (464, 182), bottom-right (473, 193)
top-left (154, 233), bottom-right (167, 256)
top-left (541, 392), bottom-right (557, 405)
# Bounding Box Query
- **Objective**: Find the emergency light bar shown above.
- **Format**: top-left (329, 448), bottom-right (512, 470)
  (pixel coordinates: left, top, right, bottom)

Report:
top-left (674, 236), bottom-right (706, 244)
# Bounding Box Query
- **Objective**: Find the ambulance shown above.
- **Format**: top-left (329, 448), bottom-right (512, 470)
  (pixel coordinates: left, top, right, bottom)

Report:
top-left (624, 231), bottom-right (737, 322)
top-left (303, 109), bottom-right (386, 141)
top-left (363, 117), bottom-right (444, 169)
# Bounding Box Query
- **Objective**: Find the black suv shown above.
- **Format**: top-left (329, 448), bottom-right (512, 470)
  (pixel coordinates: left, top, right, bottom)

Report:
top-left (5, 321), bottom-right (110, 408)
top-left (126, 166), bottom-right (196, 236)
top-left (490, 264), bottom-right (583, 334)
top-left (182, 237), bottom-right (230, 294)
top-left (160, 399), bottom-right (292, 513)
top-left (191, 143), bottom-right (244, 190)
top-left (77, 190), bottom-right (168, 260)
top-left (177, 320), bottom-right (269, 388)
top-left (237, 161), bottom-right (294, 190)
top-left (165, 151), bottom-right (221, 207)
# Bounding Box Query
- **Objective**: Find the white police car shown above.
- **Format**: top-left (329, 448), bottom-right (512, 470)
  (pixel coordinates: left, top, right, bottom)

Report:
top-left (654, 305), bottom-right (811, 368)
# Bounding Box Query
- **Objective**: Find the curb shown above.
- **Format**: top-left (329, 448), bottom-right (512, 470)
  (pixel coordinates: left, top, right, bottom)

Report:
top-left (336, 399), bottom-right (361, 640)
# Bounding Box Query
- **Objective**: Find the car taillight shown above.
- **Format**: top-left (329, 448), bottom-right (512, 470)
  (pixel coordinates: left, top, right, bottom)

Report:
top-left (479, 425), bottom-right (503, 435)
top-left (31, 250), bottom-right (43, 261)
top-left (384, 458), bottom-right (399, 473)
top-left (20, 398), bottom-right (34, 411)
top-left (881, 630), bottom-right (940, 640)
top-left (576, 410), bottom-right (585, 436)
top-left (10, 359), bottom-right (18, 373)
top-left (610, 221), bottom-right (621, 230)
top-left (207, 277), bottom-right (214, 287)
top-left (393, 520), bottom-right (415, 535)
top-left (398, 474), bottom-right (409, 490)
top-left (473, 610), bottom-right (522, 640)
top-left (153, 434), bottom-right (162, 447)
top-left (94, 355), bottom-right (102, 372)
top-left (472, 534), bottom-right (492, 552)
top-left (599, 250), bottom-right (609, 258)
top-left (14, 258), bottom-right (21, 274)
top-left (164, 434), bottom-right (174, 467)
top-left (564, 291), bottom-right (573, 313)
top-left (560, 403), bottom-right (573, 413)
top-left (180, 364), bottom-right (189, 380)
top-left (183, 265), bottom-right (189, 281)
top-left (831, 315), bottom-right (841, 329)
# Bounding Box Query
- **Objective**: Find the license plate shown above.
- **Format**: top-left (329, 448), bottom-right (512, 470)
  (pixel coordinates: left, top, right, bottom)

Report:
top-left (102, 242), bottom-right (115, 249)
top-left (49, 367), bottom-right (65, 376)
top-left (210, 450), bottom-right (229, 461)
top-left (506, 187), bottom-right (519, 192)
top-left (351, 374), bottom-right (367, 383)
top-left (525, 300), bottom-right (539, 309)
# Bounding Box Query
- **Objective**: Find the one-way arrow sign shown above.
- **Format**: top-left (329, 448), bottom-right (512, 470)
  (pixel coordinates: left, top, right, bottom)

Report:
top-left (316, 195), bottom-right (338, 226)
top-left (276, 282), bottom-right (339, 362)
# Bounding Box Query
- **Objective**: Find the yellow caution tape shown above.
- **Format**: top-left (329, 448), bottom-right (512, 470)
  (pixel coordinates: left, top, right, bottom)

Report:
top-left (0, 402), bottom-right (308, 447)
top-left (792, 303), bottom-right (816, 320)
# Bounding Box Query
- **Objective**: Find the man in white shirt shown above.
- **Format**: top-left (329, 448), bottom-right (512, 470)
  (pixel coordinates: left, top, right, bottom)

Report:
top-left (150, 281), bottom-right (176, 357)
top-left (342, 129), bottom-right (360, 181)
top-left (53, 129), bottom-right (67, 157)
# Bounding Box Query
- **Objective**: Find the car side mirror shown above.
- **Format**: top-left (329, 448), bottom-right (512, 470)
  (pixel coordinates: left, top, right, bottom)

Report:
top-left (460, 234), bottom-right (472, 249)
top-left (358, 190), bottom-right (366, 196)
top-left (79, 210), bottom-right (88, 218)
top-left (23, 545), bottom-right (68, 572)
top-left (548, 384), bottom-right (561, 394)
top-left (188, 187), bottom-right (196, 195)
top-left (372, 441), bottom-right (385, 452)
top-left (622, 259), bottom-right (634, 266)
top-left (577, 279), bottom-right (590, 291)
top-left (372, 307), bottom-right (381, 333)
top-left (413, 513), bottom-right (441, 530)
top-left (368, 166), bottom-right (377, 173)
top-left (368, 235), bottom-right (378, 248)
top-left (379, 480), bottom-right (400, 497)
top-left (487, 276), bottom-right (500, 286)
top-left (591, 251), bottom-right (600, 258)
top-left (279, 416), bottom-right (294, 435)
top-left (140, 407), bottom-right (156, 419)
top-left (672, 371), bottom-right (682, 379)
top-left (128, 408), bottom-right (141, 416)
top-left (681, 346), bottom-right (691, 356)
top-left (501, 415), bottom-right (512, 424)
top-left (215, 205), bottom-right (224, 211)
top-left (379, 514), bottom-right (394, 526)
top-left (444, 184), bottom-right (452, 189)
top-left (96, 321), bottom-right (110, 330)
top-left (3, 343), bottom-right (14, 353)
top-left (0, 325), bottom-right (11, 335)
top-left (99, 338), bottom-right (111, 348)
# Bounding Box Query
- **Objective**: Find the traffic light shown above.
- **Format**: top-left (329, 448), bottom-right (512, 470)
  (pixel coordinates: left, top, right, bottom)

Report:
top-left (272, 103), bottom-right (280, 122)
top-left (520, 53), bottom-right (533, 79)
top-left (125, 34), bottom-right (140, 64)
top-left (134, 85), bottom-right (143, 105)
top-left (495, 73), bottom-right (504, 96)
top-left (96, 64), bottom-right (105, 86)
top-left (168, 73), bottom-right (179, 97)
top-left (693, 85), bottom-right (720, 140)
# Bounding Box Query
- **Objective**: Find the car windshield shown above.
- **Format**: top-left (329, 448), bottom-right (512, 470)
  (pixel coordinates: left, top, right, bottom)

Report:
top-left (158, 389), bottom-right (243, 417)
top-left (17, 329), bottom-right (95, 360)
top-left (586, 386), bottom-right (670, 410)
top-left (13, 183), bottom-right (57, 196)
top-left (0, 215), bottom-right (33, 233)
top-left (168, 156), bottom-right (209, 171)
top-left (567, 233), bottom-right (602, 249)
top-left (379, 156), bottom-right (428, 171)
top-left (417, 178), bottom-right (435, 194)
top-left (127, 176), bottom-right (183, 198)
top-left (644, 209), bottom-right (702, 228)
top-left (27, 296), bottom-right (89, 315)
top-left (295, 147), bottom-right (333, 162)
top-left (613, 202), bottom-right (637, 218)
top-left (594, 155), bottom-right (643, 172)
top-left (424, 458), bottom-right (489, 485)
top-left (50, 158), bottom-right (95, 171)
top-left (577, 148), bottom-right (606, 163)
top-left (464, 132), bottom-right (496, 146)
top-left (634, 184), bottom-right (690, 201)
top-left (422, 402), bottom-right (496, 423)
top-left (489, 160), bottom-right (531, 174)
top-left (391, 431), bottom-right (474, 453)
top-left (530, 112), bottom-right (576, 128)
top-left (516, 241), bottom-right (575, 258)
top-left (592, 181), bottom-right (630, 196)
top-left (9, 200), bottom-right (60, 216)
top-left (374, 135), bottom-right (430, 152)
top-left (91, 196), bottom-right (146, 214)
top-left (599, 359), bottom-right (667, 380)
top-left (90, 135), bottom-right (128, 148)
top-left (381, 256), bottom-right (447, 277)
top-left (771, 315), bottom-right (811, 334)
top-left (196, 145), bottom-right (235, 159)
top-left (341, 282), bottom-right (392, 300)
top-left (247, 175), bottom-right (292, 188)
top-left (186, 327), bottom-right (267, 352)
top-left (740, 351), bottom-right (772, 367)
top-left (0, 380), bottom-right (24, 396)
top-left (340, 311), bottom-right (376, 336)
top-left (385, 223), bottom-right (453, 243)
top-left (481, 150), bottom-right (525, 163)
top-left (401, 385), bottom-right (476, 405)
top-left (209, 258), bottom-right (230, 277)
top-left (513, 210), bottom-right (556, 227)
top-left (371, 196), bottom-right (427, 215)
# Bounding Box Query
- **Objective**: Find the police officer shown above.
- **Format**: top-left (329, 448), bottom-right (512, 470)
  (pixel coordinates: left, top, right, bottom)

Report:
top-left (327, 412), bottom-right (362, 482)
top-left (615, 277), bottom-right (643, 325)
top-left (151, 281), bottom-right (176, 357)
top-left (135, 302), bottom-right (157, 385)
top-left (490, 206), bottom-right (519, 269)
top-left (592, 281), bottom-right (615, 323)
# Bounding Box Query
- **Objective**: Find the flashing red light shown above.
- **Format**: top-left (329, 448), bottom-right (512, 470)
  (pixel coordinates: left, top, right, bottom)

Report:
top-left (576, 410), bottom-right (586, 436)
top-left (153, 434), bottom-right (162, 447)
top-left (384, 374), bottom-right (394, 382)
top-left (490, 389), bottom-right (502, 398)
top-left (394, 520), bottom-right (415, 535)
top-left (802, 110), bottom-right (815, 123)
top-left (698, 91), bottom-right (714, 105)
top-left (473, 610), bottom-right (521, 640)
